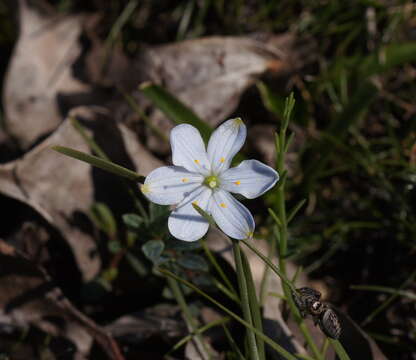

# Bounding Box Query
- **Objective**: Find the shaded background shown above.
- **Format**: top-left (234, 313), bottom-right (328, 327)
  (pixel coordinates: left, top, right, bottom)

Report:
top-left (0, 0), bottom-right (415, 359)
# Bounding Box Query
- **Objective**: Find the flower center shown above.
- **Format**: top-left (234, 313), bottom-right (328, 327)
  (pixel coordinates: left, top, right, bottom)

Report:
top-left (204, 175), bottom-right (219, 189)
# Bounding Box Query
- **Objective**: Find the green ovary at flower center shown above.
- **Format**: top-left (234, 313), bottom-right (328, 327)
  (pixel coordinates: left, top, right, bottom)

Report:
top-left (204, 175), bottom-right (220, 189)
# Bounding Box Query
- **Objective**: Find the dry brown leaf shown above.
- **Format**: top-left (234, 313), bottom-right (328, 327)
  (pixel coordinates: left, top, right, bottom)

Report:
top-left (131, 34), bottom-right (301, 153)
top-left (0, 239), bottom-right (124, 360)
top-left (3, 0), bottom-right (90, 149)
top-left (0, 106), bottom-right (162, 281)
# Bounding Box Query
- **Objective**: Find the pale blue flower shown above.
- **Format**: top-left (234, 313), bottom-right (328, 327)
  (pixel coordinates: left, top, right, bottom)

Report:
top-left (141, 118), bottom-right (279, 241)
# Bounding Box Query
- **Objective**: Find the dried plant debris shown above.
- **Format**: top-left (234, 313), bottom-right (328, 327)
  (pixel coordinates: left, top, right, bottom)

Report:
top-left (3, 1), bottom-right (305, 155)
top-left (131, 33), bottom-right (302, 153)
top-left (0, 106), bottom-right (161, 281)
top-left (3, 0), bottom-right (88, 149)
top-left (0, 239), bottom-right (124, 360)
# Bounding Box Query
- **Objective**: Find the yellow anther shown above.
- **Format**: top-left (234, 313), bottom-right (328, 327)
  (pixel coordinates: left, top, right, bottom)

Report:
top-left (140, 184), bottom-right (151, 194)
top-left (192, 201), bottom-right (198, 206)
top-left (233, 118), bottom-right (243, 127)
top-left (194, 159), bottom-right (200, 164)
top-left (234, 180), bottom-right (241, 185)
top-left (220, 202), bottom-right (227, 208)
top-left (182, 178), bottom-right (189, 183)
top-left (220, 157), bottom-right (225, 163)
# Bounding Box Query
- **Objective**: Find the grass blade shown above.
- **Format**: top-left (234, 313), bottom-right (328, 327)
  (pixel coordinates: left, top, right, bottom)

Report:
top-left (140, 82), bottom-right (213, 143)
top-left (330, 339), bottom-right (351, 360)
top-left (52, 146), bottom-right (144, 182)
top-left (241, 249), bottom-right (265, 360)
top-left (159, 268), bottom-right (298, 360)
top-left (233, 241), bottom-right (260, 360)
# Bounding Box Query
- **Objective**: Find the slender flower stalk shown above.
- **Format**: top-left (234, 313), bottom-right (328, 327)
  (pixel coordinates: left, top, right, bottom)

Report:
top-left (274, 95), bottom-right (324, 360)
top-left (141, 118), bottom-right (279, 241)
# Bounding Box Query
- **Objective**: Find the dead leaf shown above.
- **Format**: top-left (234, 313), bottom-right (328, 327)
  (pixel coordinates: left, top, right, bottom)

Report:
top-left (106, 304), bottom-right (185, 342)
top-left (130, 34), bottom-right (302, 153)
top-left (0, 238), bottom-right (124, 360)
top-left (0, 106), bottom-right (162, 281)
top-left (3, 0), bottom-right (90, 149)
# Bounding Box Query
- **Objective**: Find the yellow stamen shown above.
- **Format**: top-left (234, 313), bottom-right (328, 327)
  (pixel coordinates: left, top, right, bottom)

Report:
top-left (194, 159), bottom-right (200, 164)
top-left (220, 157), bottom-right (225, 163)
top-left (182, 178), bottom-right (189, 183)
top-left (234, 180), bottom-right (241, 185)
top-left (220, 202), bottom-right (227, 208)
top-left (192, 201), bottom-right (198, 206)
top-left (233, 118), bottom-right (244, 127)
top-left (204, 175), bottom-right (219, 189)
top-left (140, 184), bottom-right (151, 194)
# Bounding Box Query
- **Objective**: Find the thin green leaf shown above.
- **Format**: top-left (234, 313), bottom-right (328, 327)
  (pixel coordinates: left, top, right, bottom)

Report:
top-left (52, 146), bottom-right (145, 182)
top-left (351, 285), bottom-right (416, 301)
top-left (139, 82), bottom-right (213, 143)
top-left (121, 89), bottom-right (168, 143)
top-left (167, 317), bottom-right (229, 355)
top-left (282, 92), bottom-right (295, 132)
top-left (125, 252), bottom-right (148, 277)
top-left (166, 277), bottom-right (212, 358)
top-left (360, 269), bottom-right (416, 327)
top-left (159, 268), bottom-right (298, 360)
top-left (330, 339), bottom-right (351, 360)
top-left (274, 132), bottom-right (280, 154)
top-left (241, 239), bottom-right (295, 292)
top-left (70, 117), bottom-right (109, 160)
top-left (257, 81), bottom-right (285, 117)
top-left (201, 239), bottom-right (237, 296)
top-left (268, 208), bottom-right (282, 228)
top-left (360, 42), bottom-right (416, 77)
top-left (222, 324), bottom-right (247, 360)
top-left (284, 131), bottom-right (295, 153)
top-left (287, 199), bottom-right (307, 223)
top-left (233, 241), bottom-right (260, 360)
top-left (241, 250), bottom-right (265, 360)
top-left (90, 202), bottom-right (117, 237)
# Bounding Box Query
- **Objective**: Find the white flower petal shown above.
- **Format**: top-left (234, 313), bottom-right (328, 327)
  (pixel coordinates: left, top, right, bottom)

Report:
top-left (141, 166), bottom-right (203, 205)
top-left (171, 124), bottom-right (211, 175)
top-left (168, 186), bottom-right (212, 241)
top-left (210, 189), bottom-right (255, 240)
top-left (220, 160), bottom-right (279, 199)
top-left (207, 118), bottom-right (247, 174)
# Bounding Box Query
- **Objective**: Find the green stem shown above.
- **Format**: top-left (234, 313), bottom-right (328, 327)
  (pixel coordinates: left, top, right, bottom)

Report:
top-left (273, 95), bottom-right (324, 360)
top-left (167, 317), bottom-right (230, 355)
top-left (167, 277), bottom-right (211, 360)
top-left (233, 240), bottom-right (260, 360)
top-left (241, 249), bottom-right (266, 360)
top-left (241, 240), bottom-right (324, 360)
top-left (359, 269), bottom-right (416, 326)
top-left (159, 268), bottom-right (298, 360)
top-left (202, 238), bottom-right (237, 296)
top-left (241, 239), bottom-right (295, 292)
top-left (222, 323), bottom-right (248, 360)
top-left (121, 89), bottom-right (169, 143)
top-left (212, 278), bottom-right (240, 304)
top-left (330, 339), bottom-right (351, 360)
top-left (259, 225), bottom-right (278, 305)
